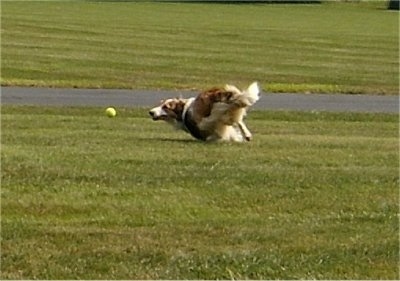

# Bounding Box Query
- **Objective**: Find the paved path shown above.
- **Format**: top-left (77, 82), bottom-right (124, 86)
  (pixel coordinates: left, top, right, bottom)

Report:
top-left (1, 86), bottom-right (399, 113)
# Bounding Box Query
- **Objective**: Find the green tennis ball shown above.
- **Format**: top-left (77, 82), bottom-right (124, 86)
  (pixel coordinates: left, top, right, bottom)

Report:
top-left (105, 107), bottom-right (117, 118)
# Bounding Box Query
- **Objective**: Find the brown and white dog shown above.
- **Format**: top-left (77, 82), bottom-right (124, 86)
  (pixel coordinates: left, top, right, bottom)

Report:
top-left (149, 82), bottom-right (260, 142)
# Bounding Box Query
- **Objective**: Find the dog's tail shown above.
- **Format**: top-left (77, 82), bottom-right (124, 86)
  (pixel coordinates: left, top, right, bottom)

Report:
top-left (225, 82), bottom-right (260, 107)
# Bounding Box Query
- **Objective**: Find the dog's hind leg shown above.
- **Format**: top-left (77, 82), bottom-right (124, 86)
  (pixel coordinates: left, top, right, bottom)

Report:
top-left (237, 121), bottom-right (252, 141)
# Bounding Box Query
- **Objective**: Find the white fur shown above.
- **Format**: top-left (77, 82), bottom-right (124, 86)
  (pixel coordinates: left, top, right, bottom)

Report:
top-left (198, 82), bottom-right (260, 141)
top-left (149, 82), bottom-right (260, 142)
top-left (243, 81), bottom-right (260, 105)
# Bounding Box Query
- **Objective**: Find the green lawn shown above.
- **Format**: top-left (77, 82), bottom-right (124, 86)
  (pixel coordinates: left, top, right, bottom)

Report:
top-left (1, 1), bottom-right (399, 94)
top-left (1, 106), bottom-right (398, 279)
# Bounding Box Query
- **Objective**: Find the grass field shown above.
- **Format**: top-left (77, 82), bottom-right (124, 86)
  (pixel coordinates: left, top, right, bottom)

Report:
top-left (1, 1), bottom-right (399, 94)
top-left (1, 0), bottom-right (399, 279)
top-left (1, 105), bottom-right (398, 279)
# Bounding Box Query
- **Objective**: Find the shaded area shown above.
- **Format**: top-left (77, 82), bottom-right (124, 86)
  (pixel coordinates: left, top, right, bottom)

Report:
top-left (388, 0), bottom-right (400, 10)
top-left (155, 0), bottom-right (321, 3)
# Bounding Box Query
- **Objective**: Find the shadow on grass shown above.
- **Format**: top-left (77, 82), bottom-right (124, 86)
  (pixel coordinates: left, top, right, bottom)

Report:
top-left (138, 136), bottom-right (199, 143)
top-left (88, 0), bottom-right (322, 3)
top-left (154, 0), bottom-right (321, 3)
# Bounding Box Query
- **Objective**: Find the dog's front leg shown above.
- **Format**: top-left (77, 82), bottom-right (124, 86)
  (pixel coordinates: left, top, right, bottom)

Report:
top-left (237, 121), bottom-right (252, 141)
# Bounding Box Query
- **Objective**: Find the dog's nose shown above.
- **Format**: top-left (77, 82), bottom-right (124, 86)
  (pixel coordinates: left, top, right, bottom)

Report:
top-left (149, 110), bottom-right (155, 117)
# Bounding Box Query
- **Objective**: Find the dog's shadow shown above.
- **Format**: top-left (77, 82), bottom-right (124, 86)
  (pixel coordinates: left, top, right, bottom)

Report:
top-left (137, 136), bottom-right (199, 143)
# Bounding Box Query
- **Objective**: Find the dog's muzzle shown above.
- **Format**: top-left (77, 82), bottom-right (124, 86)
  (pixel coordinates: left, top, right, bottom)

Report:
top-left (149, 110), bottom-right (158, 120)
top-left (149, 109), bottom-right (164, 120)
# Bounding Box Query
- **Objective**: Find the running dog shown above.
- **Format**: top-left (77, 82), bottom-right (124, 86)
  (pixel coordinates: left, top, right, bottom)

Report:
top-left (149, 82), bottom-right (260, 142)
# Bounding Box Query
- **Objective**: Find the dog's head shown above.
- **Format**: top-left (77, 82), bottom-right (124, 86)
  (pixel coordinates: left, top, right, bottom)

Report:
top-left (149, 98), bottom-right (187, 122)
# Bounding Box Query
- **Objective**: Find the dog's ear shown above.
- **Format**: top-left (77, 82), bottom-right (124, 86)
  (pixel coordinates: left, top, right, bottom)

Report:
top-left (174, 100), bottom-right (185, 121)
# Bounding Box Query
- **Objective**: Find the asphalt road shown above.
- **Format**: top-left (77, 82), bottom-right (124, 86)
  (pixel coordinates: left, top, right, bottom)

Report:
top-left (1, 86), bottom-right (399, 113)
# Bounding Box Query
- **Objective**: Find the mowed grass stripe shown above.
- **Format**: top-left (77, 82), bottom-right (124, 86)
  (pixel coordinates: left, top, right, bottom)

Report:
top-left (1, 106), bottom-right (398, 279)
top-left (2, 2), bottom-right (398, 93)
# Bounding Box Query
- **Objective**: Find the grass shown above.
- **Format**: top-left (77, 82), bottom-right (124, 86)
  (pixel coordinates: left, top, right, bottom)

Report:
top-left (1, 1), bottom-right (399, 94)
top-left (1, 105), bottom-right (399, 279)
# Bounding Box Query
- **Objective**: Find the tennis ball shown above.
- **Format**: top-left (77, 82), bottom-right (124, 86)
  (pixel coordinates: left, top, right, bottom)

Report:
top-left (105, 107), bottom-right (117, 118)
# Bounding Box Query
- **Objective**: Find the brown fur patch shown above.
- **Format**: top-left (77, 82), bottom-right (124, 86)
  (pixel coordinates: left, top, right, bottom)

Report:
top-left (191, 87), bottom-right (236, 121)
